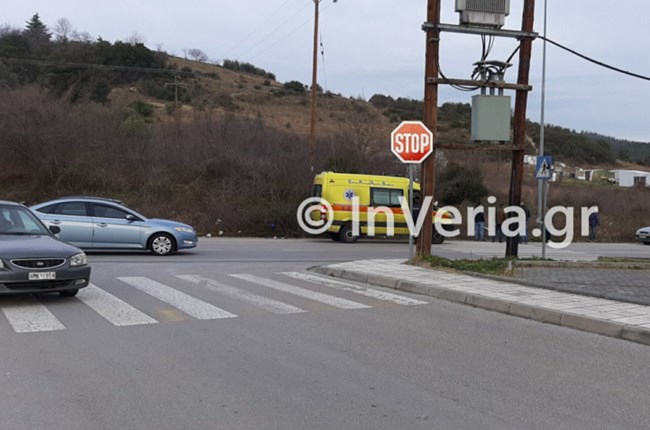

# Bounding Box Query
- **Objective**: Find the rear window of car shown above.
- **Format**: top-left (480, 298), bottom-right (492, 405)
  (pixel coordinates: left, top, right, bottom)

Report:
top-left (40, 202), bottom-right (88, 216)
top-left (56, 202), bottom-right (88, 216)
top-left (92, 204), bottom-right (130, 219)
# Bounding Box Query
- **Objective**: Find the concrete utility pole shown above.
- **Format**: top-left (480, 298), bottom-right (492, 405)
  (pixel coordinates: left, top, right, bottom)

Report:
top-left (417, 0), bottom-right (441, 258)
top-left (505, 0), bottom-right (536, 258)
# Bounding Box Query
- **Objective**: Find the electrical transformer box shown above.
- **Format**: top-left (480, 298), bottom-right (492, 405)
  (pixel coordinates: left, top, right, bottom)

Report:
top-left (471, 95), bottom-right (511, 142)
top-left (455, 0), bottom-right (510, 28)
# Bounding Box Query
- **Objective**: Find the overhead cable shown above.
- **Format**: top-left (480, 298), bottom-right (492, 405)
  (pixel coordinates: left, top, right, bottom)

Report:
top-left (540, 35), bottom-right (650, 82)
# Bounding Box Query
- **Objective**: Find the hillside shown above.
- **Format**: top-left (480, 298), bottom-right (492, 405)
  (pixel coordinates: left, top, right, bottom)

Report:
top-left (1, 25), bottom-right (649, 242)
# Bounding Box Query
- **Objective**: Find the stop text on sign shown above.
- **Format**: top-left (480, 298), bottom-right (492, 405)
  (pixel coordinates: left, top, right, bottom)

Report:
top-left (392, 133), bottom-right (431, 154)
top-left (390, 121), bottom-right (433, 164)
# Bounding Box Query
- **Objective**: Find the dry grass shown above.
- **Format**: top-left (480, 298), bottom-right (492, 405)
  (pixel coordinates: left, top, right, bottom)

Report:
top-left (2, 55), bottom-right (649, 241)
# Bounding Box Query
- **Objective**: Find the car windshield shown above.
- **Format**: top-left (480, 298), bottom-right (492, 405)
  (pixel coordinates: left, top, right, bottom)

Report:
top-left (0, 205), bottom-right (50, 236)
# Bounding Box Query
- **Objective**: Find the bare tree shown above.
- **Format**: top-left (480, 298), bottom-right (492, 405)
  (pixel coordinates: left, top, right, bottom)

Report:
top-left (0, 23), bottom-right (20, 36)
top-left (125, 31), bottom-right (146, 45)
top-left (54, 17), bottom-right (73, 42)
top-left (71, 30), bottom-right (93, 42)
top-left (188, 48), bottom-right (208, 62)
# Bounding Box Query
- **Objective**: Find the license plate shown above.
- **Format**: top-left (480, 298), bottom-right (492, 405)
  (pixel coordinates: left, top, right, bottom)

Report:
top-left (28, 272), bottom-right (56, 281)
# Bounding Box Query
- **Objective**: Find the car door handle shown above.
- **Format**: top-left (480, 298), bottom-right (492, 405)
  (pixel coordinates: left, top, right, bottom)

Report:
top-left (51, 220), bottom-right (62, 225)
top-left (97, 223), bottom-right (108, 228)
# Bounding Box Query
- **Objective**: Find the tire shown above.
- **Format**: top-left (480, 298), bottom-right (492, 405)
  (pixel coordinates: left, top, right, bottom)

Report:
top-left (643, 241), bottom-right (650, 246)
top-left (338, 223), bottom-right (358, 244)
top-left (329, 231), bottom-right (341, 242)
top-left (59, 289), bottom-right (79, 297)
top-left (432, 229), bottom-right (445, 245)
top-left (149, 233), bottom-right (176, 255)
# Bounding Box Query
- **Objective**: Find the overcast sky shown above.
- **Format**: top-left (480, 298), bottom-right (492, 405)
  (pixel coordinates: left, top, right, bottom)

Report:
top-left (4, 1), bottom-right (650, 142)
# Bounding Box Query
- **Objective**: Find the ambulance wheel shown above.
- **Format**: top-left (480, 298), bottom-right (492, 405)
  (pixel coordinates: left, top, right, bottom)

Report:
top-left (329, 232), bottom-right (341, 241)
top-left (339, 223), bottom-right (358, 244)
top-left (432, 229), bottom-right (445, 245)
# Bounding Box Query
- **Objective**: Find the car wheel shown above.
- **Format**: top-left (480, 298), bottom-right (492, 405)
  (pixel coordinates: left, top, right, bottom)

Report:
top-left (149, 233), bottom-right (176, 255)
top-left (432, 229), bottom-right (445, 245)
top-left (644, 241), bottom-right (650, 246)
top-left (338, 223), bottom-right (358, 244)
top-left (59, 289), bottom-right (79, 297)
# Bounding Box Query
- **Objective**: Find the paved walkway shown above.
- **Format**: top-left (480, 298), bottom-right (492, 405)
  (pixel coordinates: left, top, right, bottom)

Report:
top-left (311, 259), bottom-right (650, 346)
top-left (514, 266), bottom-right (650, 306)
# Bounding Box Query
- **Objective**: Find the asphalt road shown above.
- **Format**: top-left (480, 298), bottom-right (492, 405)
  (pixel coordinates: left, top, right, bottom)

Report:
top-left (1, 238), bottom-right (649, 429)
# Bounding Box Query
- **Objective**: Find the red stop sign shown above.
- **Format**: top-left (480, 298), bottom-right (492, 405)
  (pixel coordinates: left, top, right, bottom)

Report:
top-left (391, 121), bottom-right (433, 164)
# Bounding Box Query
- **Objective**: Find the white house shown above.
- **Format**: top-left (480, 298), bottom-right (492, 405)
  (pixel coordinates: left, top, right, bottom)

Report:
top-left (610, 169), bottom-right (650, 187)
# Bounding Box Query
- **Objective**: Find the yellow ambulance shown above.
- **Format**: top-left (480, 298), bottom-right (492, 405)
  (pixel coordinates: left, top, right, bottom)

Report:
top-left (310, 171), bottom-right (451, 243)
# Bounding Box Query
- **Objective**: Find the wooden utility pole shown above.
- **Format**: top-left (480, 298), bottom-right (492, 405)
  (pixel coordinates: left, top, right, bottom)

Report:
top-left (417, 0), bottom-right (441, 258)
top-left (164, 73), bottom-right (187, 112)
top-left (309, 0), bottom-right (320, 172)
top-left (506, 0), bottom-right (536, 257)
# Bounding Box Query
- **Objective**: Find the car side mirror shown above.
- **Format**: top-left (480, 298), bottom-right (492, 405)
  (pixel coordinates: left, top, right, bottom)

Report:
top-left (49, 225), bottom-right (61, 235)
top-left (126, 214), bottom-right (136, 222)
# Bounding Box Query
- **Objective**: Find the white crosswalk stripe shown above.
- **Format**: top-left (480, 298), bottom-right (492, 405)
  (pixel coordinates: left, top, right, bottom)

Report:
top-left (118, 276), bottom-right (237, 320)
top-left (77, 284), bottom-right (159, 326)
top-left (177, 275), bottom-right (306, 315)
top-left (0, 296), bottom-right (66, 333)
top-left (229, 274), bottom-right (371, 310)
top-left (2, 271), bottom-right (422, 333)
top-left (280, 272), bottom-right (428, 306)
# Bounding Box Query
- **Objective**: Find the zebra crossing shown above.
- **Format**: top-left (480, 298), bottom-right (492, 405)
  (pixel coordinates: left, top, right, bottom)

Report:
top-left (0, 272), bottom-right (428, 334)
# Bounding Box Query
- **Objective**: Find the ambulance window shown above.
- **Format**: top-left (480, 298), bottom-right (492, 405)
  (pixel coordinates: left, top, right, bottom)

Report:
top-left (312, 184), bottom-right (322, 197)
top-left (370, 188), bottom-right (403, 207)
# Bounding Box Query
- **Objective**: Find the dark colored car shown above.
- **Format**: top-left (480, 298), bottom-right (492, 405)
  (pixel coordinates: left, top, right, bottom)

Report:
top-left (31, 196), bottom-right (198, 256)
top-left (0, 200), bottom-right (90, 297)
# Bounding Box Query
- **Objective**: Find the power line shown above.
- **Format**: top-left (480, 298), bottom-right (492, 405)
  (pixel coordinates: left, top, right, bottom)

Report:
top-left (221, 0), bottom-right (296, 60)
top-left (246, 2), bottom-right (337, 64)
top-left (540, 35), bottom-right (650, 82)
top-left (234, 2), bottom-right (311, 60)
top-left (246, 15), bottom-right (312, 62)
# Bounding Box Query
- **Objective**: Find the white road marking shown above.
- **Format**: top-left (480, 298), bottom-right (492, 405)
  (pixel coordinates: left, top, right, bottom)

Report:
top-left (1, 296), bottom-right (66, 333)
top-left (118, 277), bottom-right (237, 320)
top-left (230, 274), bottom-right (371, 310)
top-left (281, 272), bottom-right (428, 306)
top-left (77, 284), bottom-right (159, 326)
top-left (177, 275), bottom-right (306, 315)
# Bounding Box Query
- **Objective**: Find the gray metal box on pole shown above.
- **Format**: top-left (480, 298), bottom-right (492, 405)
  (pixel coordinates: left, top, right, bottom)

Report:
top-left (471, 95), bottom-right (512, 142)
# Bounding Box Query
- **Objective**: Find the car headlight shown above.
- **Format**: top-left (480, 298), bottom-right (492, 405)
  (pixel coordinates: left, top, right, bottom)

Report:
top-left (175, 227), bottom-right (194, 234)
top-left (70, 252), bottom-right (88, 267)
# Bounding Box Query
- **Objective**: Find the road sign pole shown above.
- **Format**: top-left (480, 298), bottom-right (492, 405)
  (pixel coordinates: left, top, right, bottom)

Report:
top-left (390, 120), bottom-right (433, 263)
top-left (408, 165), bottom-right (414, 263)
top-left (542, 179), bottom-right (549, 259)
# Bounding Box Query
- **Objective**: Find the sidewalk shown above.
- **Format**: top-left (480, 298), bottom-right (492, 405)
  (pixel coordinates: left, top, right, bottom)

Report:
top-left (311, 259), bottom-right (650, 347)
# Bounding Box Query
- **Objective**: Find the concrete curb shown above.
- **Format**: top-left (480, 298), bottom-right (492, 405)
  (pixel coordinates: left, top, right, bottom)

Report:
top-left (310, 266), bottom-right (650, 347)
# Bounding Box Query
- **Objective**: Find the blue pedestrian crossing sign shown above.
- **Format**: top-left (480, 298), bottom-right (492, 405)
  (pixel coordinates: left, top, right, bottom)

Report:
top-left (536, 156), bottom-right (553, 180)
